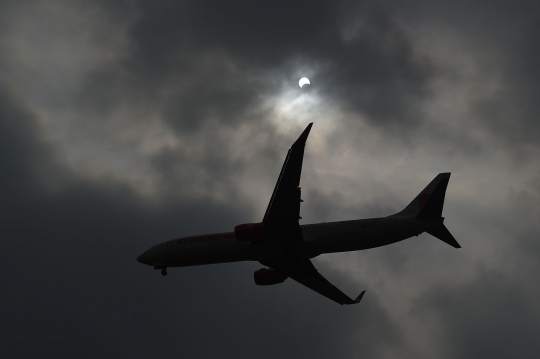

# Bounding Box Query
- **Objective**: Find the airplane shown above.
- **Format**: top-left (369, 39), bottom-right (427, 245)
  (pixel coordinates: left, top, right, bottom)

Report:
top-left (137, 123), bottom-right (460, 305)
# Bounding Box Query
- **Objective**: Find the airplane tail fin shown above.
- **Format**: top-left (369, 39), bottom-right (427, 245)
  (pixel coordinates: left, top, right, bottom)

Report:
top-left (392, 173), bottom-right (451, 219)
top-left (391, 172), bottom-right (461, 248)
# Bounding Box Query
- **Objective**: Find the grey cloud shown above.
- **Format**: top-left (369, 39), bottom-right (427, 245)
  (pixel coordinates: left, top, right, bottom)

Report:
top-left (0, 82), bottom-right (399, 358)
top-left (2, 0), bottom-right (540, 358)
top-left (403, 1), bottom-right (540, 149)
top-left (71, 0), bottom-right (434, 137)
top-left (303, 187), bottom-right (400, 223)
top-left (416, 270), bottom-right (540, 359)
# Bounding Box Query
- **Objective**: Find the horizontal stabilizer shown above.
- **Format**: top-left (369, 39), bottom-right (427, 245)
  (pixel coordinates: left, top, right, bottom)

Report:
top-left (427, 224), bottom-right (461, 248)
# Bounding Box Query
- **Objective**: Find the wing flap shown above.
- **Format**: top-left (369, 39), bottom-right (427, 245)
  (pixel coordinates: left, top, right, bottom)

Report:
top-left (261, 258), bottom-right (364, 305)
top-left (289, 268), bottom-right (364, 305)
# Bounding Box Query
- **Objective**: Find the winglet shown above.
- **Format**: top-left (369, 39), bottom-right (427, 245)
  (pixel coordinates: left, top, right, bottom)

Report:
top-left (292, 123), bottom-right (313, 147)
top-left (354, 290), bottom-right (366, 304)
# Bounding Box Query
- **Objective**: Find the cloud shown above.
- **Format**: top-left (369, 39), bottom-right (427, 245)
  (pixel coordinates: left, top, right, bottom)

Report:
top-left (416, 270), bottom-right (540, 359)
top-left (1, 0), bottom-right (540, 358)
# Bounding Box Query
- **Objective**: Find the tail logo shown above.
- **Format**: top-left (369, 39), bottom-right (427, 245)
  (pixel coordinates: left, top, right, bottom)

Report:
top-left (418, 193), bottom-right (430, 208)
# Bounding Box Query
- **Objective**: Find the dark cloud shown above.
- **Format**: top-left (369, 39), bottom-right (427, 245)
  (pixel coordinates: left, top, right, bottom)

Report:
top-left (417, 270), bottom-right (540, 359)
top-left (72, 0), bottom-right (433, 138)
top-left (398, 0), bottom-right (540, 149)
top-left (0, 83), bottom-right (399, 358)
top-left (130, 0), bottom-right (336, 69)
top-left (2, 0), bottom-right (540, 358)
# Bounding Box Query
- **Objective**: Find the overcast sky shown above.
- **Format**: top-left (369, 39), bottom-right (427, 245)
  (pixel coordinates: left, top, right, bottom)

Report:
top-left (2, 0), bottom-right (540, 358)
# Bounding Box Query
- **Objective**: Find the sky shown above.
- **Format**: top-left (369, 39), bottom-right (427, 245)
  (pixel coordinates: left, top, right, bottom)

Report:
top-left (1, 0), bottom-right (540, 358)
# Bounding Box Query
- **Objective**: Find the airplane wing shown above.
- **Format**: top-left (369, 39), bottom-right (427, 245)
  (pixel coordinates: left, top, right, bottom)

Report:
top-left (258, 123), bottom-right (364, 304)
top-left (262, 123), bottom-right (313, 242)
top-left (260, 258), bottom-right (365, 305)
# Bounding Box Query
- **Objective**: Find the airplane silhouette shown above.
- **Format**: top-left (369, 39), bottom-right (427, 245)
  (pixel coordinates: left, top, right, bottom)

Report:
top-left (137, 123), bottom-right (460, 305)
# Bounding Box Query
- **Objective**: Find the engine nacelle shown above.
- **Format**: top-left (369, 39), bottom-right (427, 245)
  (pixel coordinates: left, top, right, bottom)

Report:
top-left (234, 222), bottom-right (265, 242)
top-left (254, 268), bottom-right (288, 286)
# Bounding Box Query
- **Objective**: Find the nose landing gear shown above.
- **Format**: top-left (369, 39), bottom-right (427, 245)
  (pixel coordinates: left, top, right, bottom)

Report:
top-left (154, 265), bottom-right (167, 276)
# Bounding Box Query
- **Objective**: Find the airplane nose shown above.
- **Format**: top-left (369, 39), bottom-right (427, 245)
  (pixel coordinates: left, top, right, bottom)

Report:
top-left (137, 251), bottom-right (151, 265)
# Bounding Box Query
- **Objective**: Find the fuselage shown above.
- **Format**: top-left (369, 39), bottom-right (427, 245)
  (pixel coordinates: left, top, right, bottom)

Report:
top-left (136, 216), bottom-right (443, 268)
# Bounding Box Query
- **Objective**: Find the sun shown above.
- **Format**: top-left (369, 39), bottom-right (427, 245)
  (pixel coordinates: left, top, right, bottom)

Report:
top-left (299, 77), bottom-right (310, 88)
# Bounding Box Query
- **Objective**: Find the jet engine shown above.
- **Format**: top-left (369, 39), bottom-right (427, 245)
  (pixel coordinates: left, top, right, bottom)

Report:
top-left (234, 222), bottom-right (265, 242)
top-left (254, 268), bottom-right (288, 286)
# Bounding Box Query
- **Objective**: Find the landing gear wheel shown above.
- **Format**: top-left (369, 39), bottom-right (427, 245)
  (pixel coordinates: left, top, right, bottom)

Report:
top-left (161, 269), bottom-right (167, 276)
